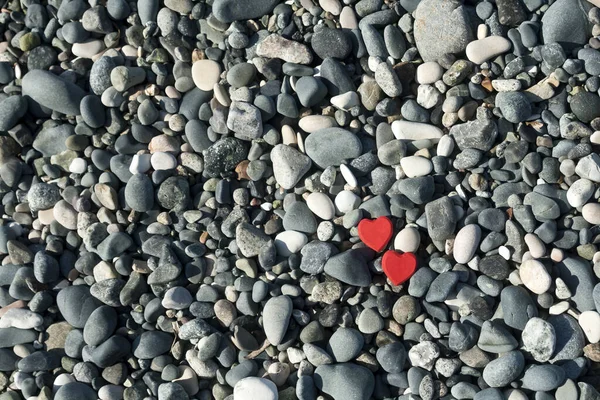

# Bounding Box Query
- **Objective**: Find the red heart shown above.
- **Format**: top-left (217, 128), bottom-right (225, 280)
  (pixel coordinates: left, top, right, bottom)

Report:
top-left (382, 251), bottom-right (417, 286)
top-left (358, 216), bottom-right (393, 252)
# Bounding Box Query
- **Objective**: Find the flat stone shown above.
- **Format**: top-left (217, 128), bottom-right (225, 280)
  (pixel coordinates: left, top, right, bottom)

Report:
top-left (257, 35), bottom-right (313, 64)
top-left (233, 377), bottom-right (278, 400)
top-left (392, 120), bottom-right (443, 140)
top-left (324, 249), bottom-right (372, 287)
top-left (305, 128), bottom-right (362, 168)
top-left (213, 0), bottom-right (279, 23)
top-left (413, 0), bottom-right (474, 62)
top-left (191, 60), bottom-right (221, 91)
top-left (482, 351), bottom-right (525, 387)
top-left (541, 0), bottom-right (589, 49)
top-left (425, 196), bottom-right (456, 241)
top-left (22, 70), bottom-right (85, 115)
top-left (314, 363), bottom-right (375, 400)
top-left (262, 296), bottom-right (292, 346)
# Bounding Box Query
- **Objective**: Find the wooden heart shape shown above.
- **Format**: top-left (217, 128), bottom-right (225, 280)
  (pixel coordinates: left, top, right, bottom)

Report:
top-left (382, 251), bottom-right (417, 286)
top-left (358, 216), bottom-right (393, 252)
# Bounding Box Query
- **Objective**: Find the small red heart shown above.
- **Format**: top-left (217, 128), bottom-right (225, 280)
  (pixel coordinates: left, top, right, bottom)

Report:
top-left (358, 216), bottom-right (393, 252)
top-left (382, 251), bottom-right (417, 286)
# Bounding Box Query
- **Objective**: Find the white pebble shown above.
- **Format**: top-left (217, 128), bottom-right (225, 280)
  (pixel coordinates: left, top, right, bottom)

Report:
top-left (466, 36), bottom-right (512, 64)
top-left (453, 224), bottom-right (481, 264)
top-left (274, 231), bottom-right (308, 257)
top-left (306, 192), bottom-right (335, 220)
top-left (340, 164), bottom-right (357, 187)
top-left (400, 156), bottom-right (433, 178)
top-left (394, 227), bottom-right (420, 253)
top-left (579, 311), bottom-right (600, 343)
top-left (519, 259), bottom-right (551, 294)
top-left (334, 190), bottom-right (361, 214)
top-left (524, 233), bottom-right (546, 258)
top-left (151, 152), bottom-right (178, 170)
top-left (129, 154), bottom-right (152, 174)
top-left (582, 203), bottom-right (600, 224)
top-left (69, 158), bottom-right (87, 174)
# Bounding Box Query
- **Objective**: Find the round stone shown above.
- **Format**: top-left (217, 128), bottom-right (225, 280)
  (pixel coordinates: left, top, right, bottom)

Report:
top-left (519, 259), bottom-right (552, 294)
top-left (191, 60), bottom-right (221, 91)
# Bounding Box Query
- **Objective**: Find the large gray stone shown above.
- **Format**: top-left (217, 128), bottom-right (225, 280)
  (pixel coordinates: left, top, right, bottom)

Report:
top-left (413, 0), bottom-right (474, 62)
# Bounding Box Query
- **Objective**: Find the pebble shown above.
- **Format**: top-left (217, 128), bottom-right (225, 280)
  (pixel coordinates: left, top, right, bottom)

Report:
top-left (394, 227), bottom-right (420, 253)
top-left (262, 296), bottom-right (292, 346)
top-left (522, 317), bottom-right (556, 362)
top-left (413, 0), bottom-right (473, 62)
top-left (22, 70), bottom-right (85, 115)
top-left (271, 144), bottom-right (312, 189)
top-left (314, 363), bottom-right (374, 400)
top-left (466, 36), bottom-right (513, 64)
top-left (453, 224), bottom-right (481, 264)
top-left (305, 128), bottom-right (362, 168)
top-left (191, 60), bottom-right (221, 91)
top-left (233, 377), bottom-right (278, 400)
top-left (519, 259), bottom-right (551, 294)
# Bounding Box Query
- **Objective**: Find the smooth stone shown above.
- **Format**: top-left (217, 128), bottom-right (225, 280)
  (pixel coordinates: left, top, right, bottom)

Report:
top-left (327, 328), bottom-right (364, 362)
top-left (274, 231), bottom-right (308, 256)
top-left (191, 60), bottom-right (221, 91)
top-left (213, 0), bottom-right (279, 23)
top-left (521, 365), bottom-right (566, 391)
top-left (394, 227), bottom-right (420, 253)
top-left (453, 224), bottom-right (481, 264)
top-left (477, 320), bottom-right (518, 353)
top-left (0, 328), bottom-right (37, 348)
top-left (54, 382), bottom-right (97, 400)
top-left (579, 311), bottom-right (600, 343)
top-left (466, 36), bottom-right (512, 64)
top-left (400, 156), bottom-right (433, 178)
top-left (262, 296), bottom-right (292, 346)
top-left (413, 0), bottom-right (474, 62)
top-left (56, 286), bottom-right (101, 329)
top-left (495, 91), bottom-right (531, 123)
top-left (0, 96), bottom-right (27, 131)
top-left (132, 331), bottom-right (173, 359)
top-left (306, 193), bottom-right (335, 220)
top-left (425, 196), bottom-right (457, 241)
top-left (548, 314), bottom-right (585, 362)
top-left (501, 286), bottom-right (538, 330)
top-left (314, 363), bottom-right (374, 400)
top-left (392, 120), bottom-right (443, 140)
top-left (416, 62), bottom-right (444, 85)
top-left (482, 351), bottom-right (525, 387)
top-left (556, 257), bottom-right (596, 312)
top-left (519, 259), bottom-right (552, 294)
top-left (298, 115), bottom-right (337, 133)
top-left (541, 0), bottom-right (589, 49)
top-left (324, 249), bottom-right (372, 287)
top-left (283, 202), bottom-right (317, 234)
top-left (83, 306), bottom-right (116, 346)
top-left (305, 128), bottom-right (362, 168)
top-left (233, 377), bottom-right (278, 400)
top-left (567, 178), bottom-right (594, 207)
top-left (124, 174), bottom-right (154, 212)
top-left (582, 203), bottom-right (600, 224)
top-left (32, 124), bottom-right (74, 157)
top-left (575, 154), bottom-right (600, 182)
top-left (22, 70), bottom-right (85, 115)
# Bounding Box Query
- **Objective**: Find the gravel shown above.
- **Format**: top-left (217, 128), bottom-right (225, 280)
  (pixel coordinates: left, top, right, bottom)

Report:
top-left (0, 0), bottom-right (599, 399)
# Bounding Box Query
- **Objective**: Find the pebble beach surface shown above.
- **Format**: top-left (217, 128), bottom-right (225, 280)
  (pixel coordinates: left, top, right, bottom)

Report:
top-left (1, 0), bottom-right (600, 399)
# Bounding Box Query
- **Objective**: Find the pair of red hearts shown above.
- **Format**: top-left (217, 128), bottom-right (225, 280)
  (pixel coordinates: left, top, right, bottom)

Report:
top-left (357, 216), bottom-right (417, 286)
